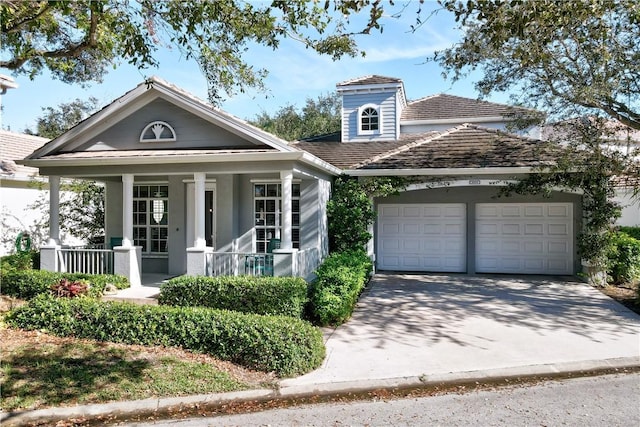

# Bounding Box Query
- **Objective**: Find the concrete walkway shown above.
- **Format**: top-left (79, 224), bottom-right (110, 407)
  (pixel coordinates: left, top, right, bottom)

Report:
top-left (3, 273), bottom-right (639, 426)
top-left (281, 273), bottom-right (640, 390)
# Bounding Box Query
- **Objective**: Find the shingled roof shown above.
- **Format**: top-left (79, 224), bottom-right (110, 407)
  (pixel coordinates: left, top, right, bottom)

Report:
top-left (0, 130), bottom-right (48, 176)
top-left (337, 75), bottom-right (403, 87)
top-left (356, 124), bottom-right (556, 170)
top-left (292, 131), bottom-right (439, 169)
top-left (293, 124), bottom-right (556, 171)
top-left (402, 94), bottom-right (532, 121)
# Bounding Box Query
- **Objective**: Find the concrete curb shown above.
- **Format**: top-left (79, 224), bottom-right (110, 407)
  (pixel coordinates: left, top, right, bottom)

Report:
top-left (2, 357), bottom-right (638, 426)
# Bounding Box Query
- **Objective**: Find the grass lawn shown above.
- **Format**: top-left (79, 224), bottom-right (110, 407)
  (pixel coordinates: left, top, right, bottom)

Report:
top-left (0, 297), bottom-right (277, 412)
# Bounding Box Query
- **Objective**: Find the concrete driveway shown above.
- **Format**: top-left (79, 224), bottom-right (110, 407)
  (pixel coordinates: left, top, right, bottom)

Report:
top-left (282, 273), bottom-right (640, 389)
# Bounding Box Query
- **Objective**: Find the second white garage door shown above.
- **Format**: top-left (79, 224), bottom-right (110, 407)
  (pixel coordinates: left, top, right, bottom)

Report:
top-left (377, 204), bottom-right (466, 272)
top-left (475, 203), bottom-right (573, 275)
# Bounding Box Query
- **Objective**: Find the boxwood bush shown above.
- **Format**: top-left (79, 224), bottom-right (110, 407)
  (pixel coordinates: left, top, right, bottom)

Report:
top-left (309, 249), bottom-right (373, 326)
top-left (618, 226), bottom-right (640, 241)
top-left (0, 250), bottom-right (39, 274)
top-left (607, 232), bottom-right (640, 285)
top-left (159, 275), bottom-right (308, 318)
top-left (6, 295), bottom-right (325, 377)
top-left (1, 270), bottom-right (129, 299)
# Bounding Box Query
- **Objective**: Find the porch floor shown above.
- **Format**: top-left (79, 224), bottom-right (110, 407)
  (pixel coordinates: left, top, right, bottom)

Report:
top-left (102, 273), bottom-right (175, 305)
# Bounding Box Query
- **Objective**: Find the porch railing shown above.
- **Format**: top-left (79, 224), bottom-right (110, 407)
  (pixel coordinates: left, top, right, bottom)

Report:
top-left (205, 252), bottom-right (275, 277)
top-left (58, 248), bottom-right (115, 275)
top-left (205, 248), bottom-right (323, 278)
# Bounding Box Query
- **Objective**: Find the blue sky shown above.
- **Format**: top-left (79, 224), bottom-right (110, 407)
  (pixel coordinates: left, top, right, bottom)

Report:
top-left (0, 2), bottom-right (511, 134)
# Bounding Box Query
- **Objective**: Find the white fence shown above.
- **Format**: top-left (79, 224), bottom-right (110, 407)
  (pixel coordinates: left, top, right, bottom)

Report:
top-left (205, 252), bottom-right (275, 277)
top-left (205, 248), bottom-right (322, 278)
top-left (58, 248), bottom-right (115, 275)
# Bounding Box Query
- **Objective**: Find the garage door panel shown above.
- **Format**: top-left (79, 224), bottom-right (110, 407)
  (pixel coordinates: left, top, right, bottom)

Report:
top-left (378, 203), bottom-right (466, 272)
top-left (502, 223), bottom-right (521, 235)
top-left (476, 203), bottom-right (573, 275)
top-left (525, 223), bottom-right (544, 235)
top-left (548, 223), bottom-right (569, 235)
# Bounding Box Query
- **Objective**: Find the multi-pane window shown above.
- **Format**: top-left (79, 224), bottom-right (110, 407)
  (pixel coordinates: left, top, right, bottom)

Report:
top-left (254, 183), bottom-right (300, 253)
top-left (133, 185), bottom-right (168, 254)
top-left (361, 107), bottom-right (379, 132)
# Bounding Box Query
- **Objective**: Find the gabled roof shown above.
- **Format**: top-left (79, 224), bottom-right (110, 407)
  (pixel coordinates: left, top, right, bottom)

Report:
top-left (355, 124), bottom-right (556, 170)
top-left (0, 130), bottom-right (48, 176)
top-left (337, 75), bottom-right (403, 87)
top-left (402, 93), bottom-right (533, 122)
top-left (27, 76), bottom-right (299, 160)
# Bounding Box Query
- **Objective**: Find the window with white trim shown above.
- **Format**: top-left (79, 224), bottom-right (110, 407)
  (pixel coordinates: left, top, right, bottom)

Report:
top-left (254, 183), bottom-right (300, 253)
top-left (133, 185), bottom-right (168, 254)
top-left (359, 105), bottom-right (380, 134)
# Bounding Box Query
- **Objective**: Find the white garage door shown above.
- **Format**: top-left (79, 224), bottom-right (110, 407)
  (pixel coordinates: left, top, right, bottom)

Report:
top-left (377, 204), bottom-right (466, 272)
top-left (476, 203), bottom-right (573, 275)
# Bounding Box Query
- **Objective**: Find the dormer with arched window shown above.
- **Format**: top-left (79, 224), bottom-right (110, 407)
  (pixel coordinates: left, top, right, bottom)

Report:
top-left (337, 75), bottom-right (406, 142)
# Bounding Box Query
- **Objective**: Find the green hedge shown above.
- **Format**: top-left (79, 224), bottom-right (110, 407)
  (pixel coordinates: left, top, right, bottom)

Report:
top-left (6, 295), bottom-right (325, 377)
top-left (0, 251), bottom-right (39, 275)
top-left (309, 249), bottom-right (373, 326)
top-left (608, 232), bottom-right (640, 285)
top-left (1, 270), bottom-right (129, 299)
top-left (159, 275), bottom-right (309, 318)
top-left (618, 226), bottom-right (640, 241)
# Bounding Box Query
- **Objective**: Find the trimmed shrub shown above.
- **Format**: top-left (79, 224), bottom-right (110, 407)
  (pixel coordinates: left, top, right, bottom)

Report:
top-left (309, 249), bottom-right (373, 326)
top-left (618, 226), bottom-right (640, 241)
top-left (6, 295), bottom-right (325, 377)
top-left (608, 232), bottom-right (640, 285)
top-left (159, 275), bottom-right (308, 318)
top-left (0, 251), bottom-right (39, 275)
top-left (1, 270), bottom-right (129, 299)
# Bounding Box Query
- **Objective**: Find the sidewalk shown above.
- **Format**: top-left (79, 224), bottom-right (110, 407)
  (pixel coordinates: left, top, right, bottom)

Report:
top-left (2, 274), bottom-right (639, 426)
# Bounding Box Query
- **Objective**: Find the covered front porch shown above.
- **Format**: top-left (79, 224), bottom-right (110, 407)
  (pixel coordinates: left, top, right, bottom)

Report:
top-left (39, 168), bottom-right (329, 286)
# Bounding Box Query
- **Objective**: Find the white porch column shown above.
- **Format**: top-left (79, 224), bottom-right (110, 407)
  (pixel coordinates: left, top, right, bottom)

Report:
top-left (193, 172), bottom-right (206, 249)
top-left (280, 170), bottom-right (293, 250)
top-left (48, 175), bottom-right (61, 245)
top-left (121, 174), bottom-right (134, 247)
top-left (41, 175), bottom-right (61, 272)
top-left (186, 172), bottom-right (210, 277)
top-left (114, 174), bottom-right (141, 286)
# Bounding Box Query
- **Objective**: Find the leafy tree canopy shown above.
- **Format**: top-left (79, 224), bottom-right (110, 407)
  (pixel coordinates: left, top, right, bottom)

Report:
top-left (435, 0), bottom-right (640, 130)
top-left (25, 97), bottom-right (100, 138)
top-left (1, 0), bottom-right (386, 104)
top-left (251, 92), bottom-right (341, 141)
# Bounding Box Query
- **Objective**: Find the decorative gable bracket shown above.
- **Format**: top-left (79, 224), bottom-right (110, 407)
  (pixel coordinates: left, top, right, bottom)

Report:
top-left (140, 121), bottom-right (177, 143)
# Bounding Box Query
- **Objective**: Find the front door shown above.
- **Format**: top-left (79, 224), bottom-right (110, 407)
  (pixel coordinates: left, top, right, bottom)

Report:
top-left (186, 182), bottom-right (216, 249)
top-left (205, 189), bottom-right (215, 247)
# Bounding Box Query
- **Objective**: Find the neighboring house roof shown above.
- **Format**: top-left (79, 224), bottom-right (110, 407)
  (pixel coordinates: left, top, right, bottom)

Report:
top-left (295, 124), bottom-right (556, 172)
top-left (0, 130), bottom-right (49, 177)
top-left (337, 75), bottom-right (403, 86)
top-left (401, 94), bottom-right (532, 122)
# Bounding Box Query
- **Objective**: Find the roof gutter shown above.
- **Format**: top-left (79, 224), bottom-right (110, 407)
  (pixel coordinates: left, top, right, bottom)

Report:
top-left (19, 151), bottom-right (306, 168)
top-left (344, 167), bottom-right (539, 176)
